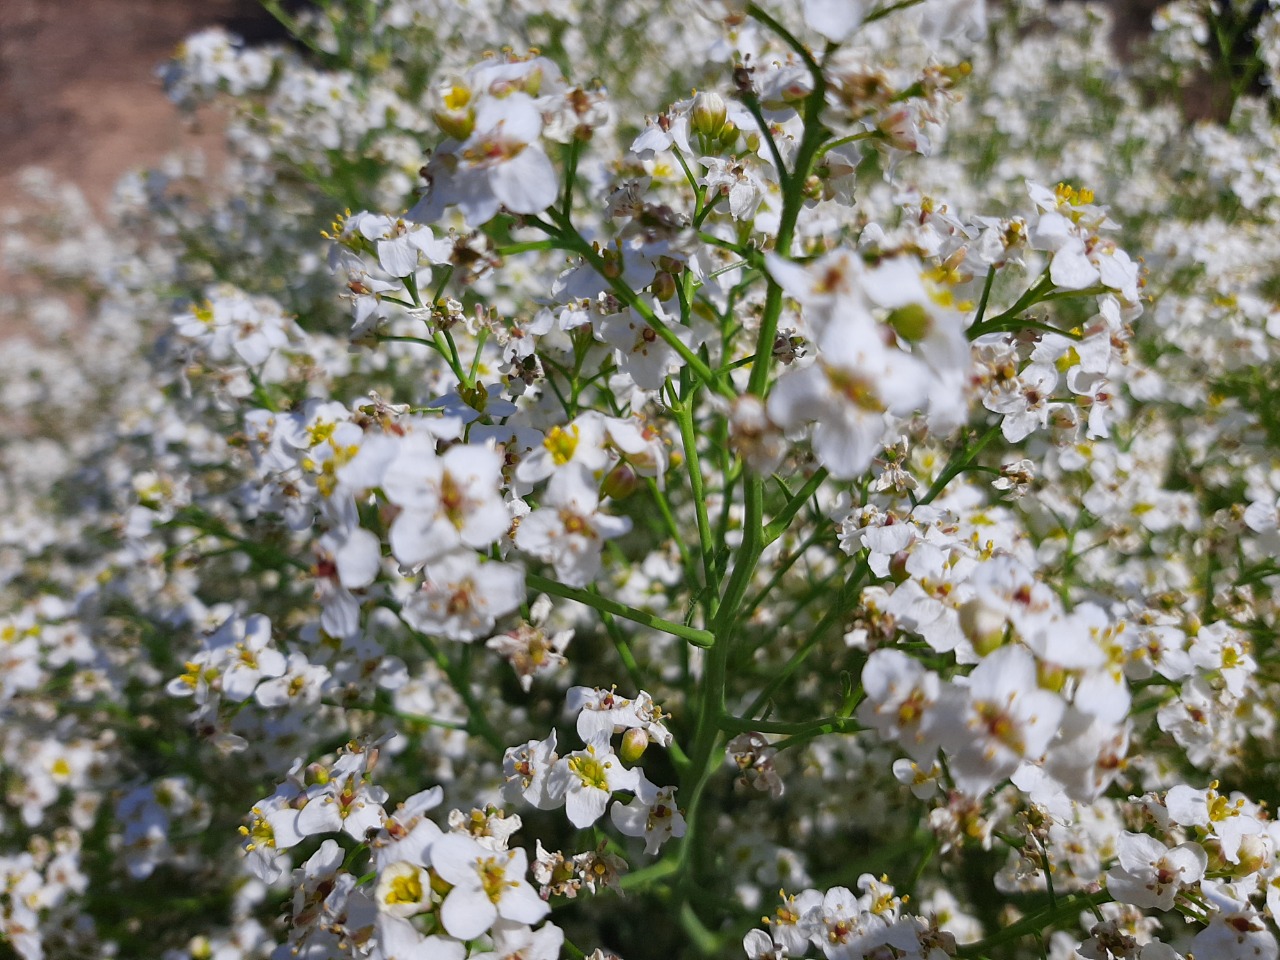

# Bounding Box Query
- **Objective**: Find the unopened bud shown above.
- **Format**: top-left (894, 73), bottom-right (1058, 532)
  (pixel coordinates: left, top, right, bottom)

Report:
top-left (602, 462), bottom-right (641, 501)
top-left (888, 551), bottom-right (911, 585)
top-left (1036, 661), bottom-right (1067, 692)
top-left (434, 108), bottom-right (474, 141)
top-left (716, 120), bottom-right (739, 152)
top-left (428, 867), bottom-right (454, 897)
top-left (1236, 834), bottom-right (1268, 876)
top-left (651, 271), bottom-right (677, 301)
top-left (959, 598), bottom-right (1006, 656)
top-left (886, 303), bottom-right (932, 342)
top-left (691, 91), bottom-right (728, 139)
top-left (619, 728), bottom-right (650, 764)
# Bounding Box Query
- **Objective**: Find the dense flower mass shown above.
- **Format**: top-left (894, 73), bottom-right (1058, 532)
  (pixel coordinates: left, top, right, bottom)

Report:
top-left (5, 0), bottom-right (1280, 958)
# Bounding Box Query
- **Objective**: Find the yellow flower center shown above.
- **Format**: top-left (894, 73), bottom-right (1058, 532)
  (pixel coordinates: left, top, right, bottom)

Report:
top-left (386, 871), bottom-right (423, 906)
top-left (544, 425), bottom-right (580, 465)
top-left (479, 857), bottom-right (515, 903)
top-left (568, 753), bottom-right (610, 791)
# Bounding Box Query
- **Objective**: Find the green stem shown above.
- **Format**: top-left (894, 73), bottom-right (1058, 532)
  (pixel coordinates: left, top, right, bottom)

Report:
top-left (644, 476), bottom-right (697, 583)
top-left (618, 853), bottom-right (680, 890)
top-left (674, 392), bottom-right (720, 614)
top-left (738, 523), bottom-right (829, 628)
top-left (741, 17), bottom-right (830, 401)
top-left (865, 0), bottom-right (928, 25)
top-left (968, 272), bottom-right (1055, 339)
top-left (972, 265), bottom-right (996, 327)
top-left (955, 891), bottom-right (1112, 958)
top-left (495, 239), bottom-right (557, 256)
top-left (719, 714), bottom-right (864, 736)
top-left (526, 573), bottom-right (715, 648)
top-left (163, 508), bottom-right (309, 572)
top-left (596, 606), bottom-right (648, 693)
top-left (814, 130), bottom-right (877, 160)
top-left (539, 212), bottom-right (733, 400)
top-left (916, 421), bottom-right (1002, 507)
top-left (763, 467), bottom-right (828, 544)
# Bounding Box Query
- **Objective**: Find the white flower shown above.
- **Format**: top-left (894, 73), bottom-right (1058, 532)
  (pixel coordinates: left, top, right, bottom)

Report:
top-left (401, 551), bottom-right (525, 642)
top-left (937, 645), bottom-right (1065, 797)
top-left (743, 928), bottom-right (786, 960)
top-left (768, 329), bottom-right (930, 479)
top-left (549, 737), bottom-right (640, 828)
top-left (348, 212), bottom-right (452, 278)
top-left (568, 686), bottom-right (644, 741)
top-left (370, 787), bottom-right (444, 870)
top-left (986, 362), bottom-right (1058, 442)
top-left (431, 834), bottom-right (549, 941)
top-left (516, 468), bottom-right (631, 588)
top-left (597, 300), bottom-right (696, 391)
top-left (802, 886), bottom-right (890, 960)
top-left (1105, 832), bottom-right (1207, 910)
top-left (1165, 783), bottom-right (1263, 864)
top-left (410, 93), bottom-right (559, 227)
top-left (387, 443), bottom-right (510, 568)
top-left (515, 413), bottom-right (610, 487)
top-left (502, 731), bottom-right (561, 810)
top-left (857, 649), bottom-right (942, 763)
top-left (167, 613), bottom-right (285, 705)
top-left (469, 920), bottom-right (565, 960)
top-left (486, 597), bottom-right (573, 692)
top-left (1192, 882), bottom-right (1278, 960)
top-left (610, 776), bottom-right (686, 855)
top-left (294, 773), bottom-right (388, 841)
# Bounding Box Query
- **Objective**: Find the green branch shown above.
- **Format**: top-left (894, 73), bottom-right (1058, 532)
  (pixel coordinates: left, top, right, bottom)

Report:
top-left (526, 573), bottom-right (715, 648)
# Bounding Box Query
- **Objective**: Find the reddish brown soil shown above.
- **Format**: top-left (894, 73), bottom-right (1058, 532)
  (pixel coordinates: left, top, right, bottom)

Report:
top-left (0, 0), bottom-right (284, 337)
top-left (0, 0), bottom-right (280, 211)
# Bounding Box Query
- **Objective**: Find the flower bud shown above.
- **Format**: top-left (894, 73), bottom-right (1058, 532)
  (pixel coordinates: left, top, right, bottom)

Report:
top-left (959, 598), bottom-right (1005, 656)
top-left (602, 462), bottom-right (641, 501)
top-left (715, 120), bottom-right (739, 152)
top-left (428, 867), bottom-right (454, 897)
top-left (1236, 834), bottom-right (1268, 876)
top-left (619, 728), bottom-right (650, 764)
top-left (888, 551), bottom-right (911, 584)
top-left (886, 303), bottom-right (932, 343)
top-left (651, 271), bottom-right (677, 301)
top-left (691, 91), bottom-right (728, 139)
top-left (1036, 661), bottom-right (1067, 692)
